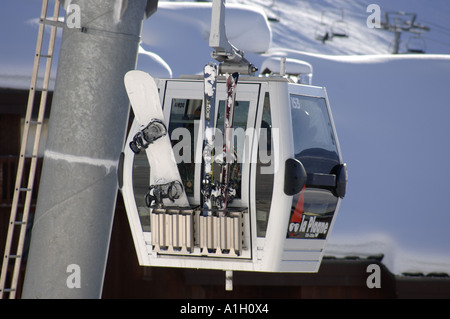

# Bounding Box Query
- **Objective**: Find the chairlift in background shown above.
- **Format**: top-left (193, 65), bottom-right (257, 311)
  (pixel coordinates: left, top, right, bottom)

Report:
top-left (406, 34), bottom-right (426, 53)
top-left (381, 11), bottom-right (429, 54)
top-left (266, 0), bottom-right (280, 22)
top-left (330, 8), bottom-right (349, 38)
top-left (314, 11), bottom-right (330, 43)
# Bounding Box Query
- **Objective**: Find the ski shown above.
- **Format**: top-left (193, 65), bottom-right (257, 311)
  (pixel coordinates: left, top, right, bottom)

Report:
top-left (201, 63), bottom-right (218, 213)
top-left (220, 72), bottom-right (239, 210)
top-left (124, 70), bottom-right (190, 207)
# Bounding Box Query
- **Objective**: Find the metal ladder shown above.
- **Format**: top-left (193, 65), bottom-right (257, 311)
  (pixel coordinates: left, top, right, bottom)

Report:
top-left (0, 0), bottom-right (61, 299)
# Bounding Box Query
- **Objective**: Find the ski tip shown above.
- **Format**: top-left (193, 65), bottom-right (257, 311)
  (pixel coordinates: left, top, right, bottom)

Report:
top-left (226, 72), bottom-right (239, 85)
top-left (204, 63), bottom-right (218, 76)
top-left (233, 72), bottom-right (239, 81)
top-left (204, 62), bottom-right (218, 69)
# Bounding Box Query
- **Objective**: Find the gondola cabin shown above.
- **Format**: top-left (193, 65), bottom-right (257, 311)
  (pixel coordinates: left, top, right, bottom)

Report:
top-left (120, 74), bottom-right (347, 274)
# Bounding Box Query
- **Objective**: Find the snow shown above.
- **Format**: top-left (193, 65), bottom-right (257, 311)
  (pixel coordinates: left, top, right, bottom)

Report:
top-left (138, 46), bottom-right (173, 79)
top-left (144, 1), bottom-right (271, 54)
top-left (2, 0), bottom-right (450, 276)
top-left (139, 1), bottom-right (271, 77)
top-left (260, 56), bottom-right (312, 77)
top-left (44, 150), bottom-right (118, 174)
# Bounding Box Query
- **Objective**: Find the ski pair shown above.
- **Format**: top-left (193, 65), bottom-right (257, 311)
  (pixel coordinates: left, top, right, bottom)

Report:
top-left (201, 63), bottom-right (239, 213)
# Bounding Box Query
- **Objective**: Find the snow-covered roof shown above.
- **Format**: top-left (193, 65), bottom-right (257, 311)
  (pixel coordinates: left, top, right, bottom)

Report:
top-left (2, 0), bottom-right (450, 276)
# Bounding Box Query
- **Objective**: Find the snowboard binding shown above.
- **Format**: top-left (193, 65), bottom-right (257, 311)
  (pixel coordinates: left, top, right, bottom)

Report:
top-left (129, 118), bottom-right (167, 154)
top-left (145, 180), bottom-right (184, 207)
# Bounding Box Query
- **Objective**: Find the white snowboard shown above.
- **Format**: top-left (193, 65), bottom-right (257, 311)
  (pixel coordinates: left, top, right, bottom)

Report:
top-left (124, 70), bottom-right (190, 207)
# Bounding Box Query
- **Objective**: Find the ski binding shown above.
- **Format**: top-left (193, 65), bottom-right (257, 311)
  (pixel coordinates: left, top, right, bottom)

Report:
top-left (145, 180), bottom-right (185, 207)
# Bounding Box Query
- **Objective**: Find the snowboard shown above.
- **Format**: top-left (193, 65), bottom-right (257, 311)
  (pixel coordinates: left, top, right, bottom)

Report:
top-left (124, 70), bottom-right (190, 207)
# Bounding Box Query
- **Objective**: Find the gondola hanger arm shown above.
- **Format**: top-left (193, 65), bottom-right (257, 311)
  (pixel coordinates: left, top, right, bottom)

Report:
top-left (209, 0), bottom-right (257, 75)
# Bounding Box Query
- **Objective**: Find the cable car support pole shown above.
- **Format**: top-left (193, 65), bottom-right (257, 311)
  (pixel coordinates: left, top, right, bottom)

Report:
top-left (21, 0), bottom-right (157, 299)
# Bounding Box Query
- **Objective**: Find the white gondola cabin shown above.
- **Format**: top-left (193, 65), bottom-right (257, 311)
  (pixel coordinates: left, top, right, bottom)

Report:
top-left (119, 74), bottom-right (347, 273)
top-left (119, 0), bottom-right (346, 284)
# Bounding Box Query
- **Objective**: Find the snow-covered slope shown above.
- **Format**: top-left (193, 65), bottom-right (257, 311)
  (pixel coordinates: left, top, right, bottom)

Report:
top-left (139, 0), bottom-right (450, 78)
top-left (2, 0), bottom-right (450, 276)
top-left (235, 0), bottom-right (450, 56)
